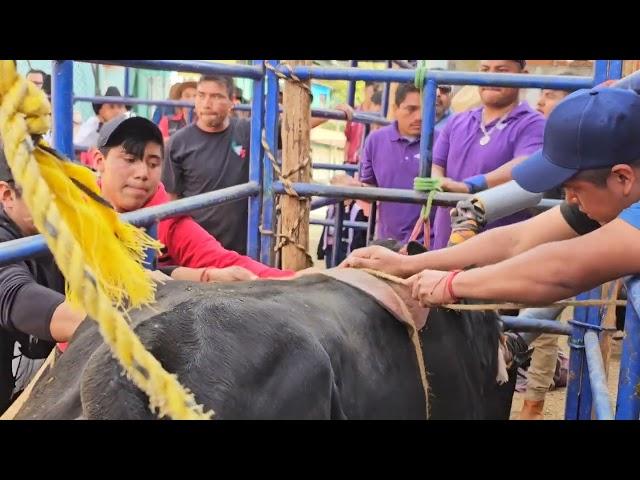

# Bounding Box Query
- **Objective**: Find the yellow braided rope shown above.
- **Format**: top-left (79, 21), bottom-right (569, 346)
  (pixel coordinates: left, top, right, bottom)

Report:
top-left (0, 61), bottom-right (211, 419)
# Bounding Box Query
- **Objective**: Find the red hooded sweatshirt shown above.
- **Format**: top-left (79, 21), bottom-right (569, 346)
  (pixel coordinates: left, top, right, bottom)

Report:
top-left (58, 183), bottom-right (293, 353)
top-left (148, 183), bottom-right (293, 278)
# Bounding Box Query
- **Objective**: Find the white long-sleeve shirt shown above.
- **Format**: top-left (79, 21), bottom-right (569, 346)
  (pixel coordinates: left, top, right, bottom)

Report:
top-left (73, 116), bottom-right (100, 149)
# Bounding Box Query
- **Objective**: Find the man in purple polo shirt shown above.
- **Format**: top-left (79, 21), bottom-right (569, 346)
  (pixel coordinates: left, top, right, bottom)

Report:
top-left (431, 60), bottom-right (545, 250)
top-left (359, 83), bottom-right (424, 244)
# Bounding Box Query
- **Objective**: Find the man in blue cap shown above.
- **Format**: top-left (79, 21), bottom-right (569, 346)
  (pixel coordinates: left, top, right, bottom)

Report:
top-left (342, 86), bottom-right (640, 309)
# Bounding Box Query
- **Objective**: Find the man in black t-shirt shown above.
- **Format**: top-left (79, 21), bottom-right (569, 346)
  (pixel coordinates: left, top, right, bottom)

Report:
top-left (163, 75), bottom-right (357, 255)
top-left (163, 75), bottom-right (251, 255)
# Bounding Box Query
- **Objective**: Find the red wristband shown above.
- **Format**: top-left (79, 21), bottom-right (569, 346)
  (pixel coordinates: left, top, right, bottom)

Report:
top-left (445, 270), bottom-right (463, 303)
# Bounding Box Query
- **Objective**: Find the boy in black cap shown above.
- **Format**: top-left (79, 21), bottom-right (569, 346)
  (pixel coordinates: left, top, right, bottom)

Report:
top-left (0, 114), bottom-right (292, 410)
top-left (93, 115), bottom-right (291, 282)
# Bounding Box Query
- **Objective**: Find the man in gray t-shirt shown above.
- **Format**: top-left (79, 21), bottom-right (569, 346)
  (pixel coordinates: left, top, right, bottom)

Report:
top-left (162, 75), bottom-right (251, 255)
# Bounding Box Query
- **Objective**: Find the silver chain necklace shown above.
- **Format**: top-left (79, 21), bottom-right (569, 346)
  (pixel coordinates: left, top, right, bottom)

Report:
top-left (479, 109), bottom-right (511, 146)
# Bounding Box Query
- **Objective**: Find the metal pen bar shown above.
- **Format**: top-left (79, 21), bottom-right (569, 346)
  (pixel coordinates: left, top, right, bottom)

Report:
top-left (367, 200), bottom-right (377, 244)
top-left (0, 182), bottom-right (260, 266)
top-left (247, 60), bottom-right (265, 260)
top-left (74, 97), bottom-right (390, 125)
top-left (330, 202), bottom-right (345, 268)
top-left (310, 217), bottom-right (368, 230)
top-left (278, 66), bottom-right (595, 90)
top-left (52, 60), bottom-right (74, 158)
top-left (500, 316), bottom-right (572, 335)
top-left (273, 182), bottom-right (561, 210)
top-left (80, 60), bottom-right (263, 79)
top-left (584, 330), bottom-right (615, 420)
top-left (313, 163), bottom-right (359, 172)
top-left (260, 60), bottom-right (279, 266)
top-left (616, 276), bottom-right (640, 419)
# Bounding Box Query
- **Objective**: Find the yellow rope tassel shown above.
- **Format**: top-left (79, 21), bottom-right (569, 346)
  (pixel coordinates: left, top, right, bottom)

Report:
top-left (0, 61), bottom-right (211, 419)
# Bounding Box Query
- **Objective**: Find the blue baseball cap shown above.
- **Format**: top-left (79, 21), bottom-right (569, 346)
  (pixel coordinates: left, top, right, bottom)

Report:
top-left (513, 87), bottom-right (640, 193)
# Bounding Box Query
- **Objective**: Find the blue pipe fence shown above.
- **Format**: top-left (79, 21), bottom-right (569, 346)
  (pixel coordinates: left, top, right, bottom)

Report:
top-left (617, 277), bottom-right (640, 419)
top-left (0, 182), bottom-right (260, 267)
top-left (73, 96), bottom-right (391, 126)
top-left (4, 59), bottom-right (638, 420)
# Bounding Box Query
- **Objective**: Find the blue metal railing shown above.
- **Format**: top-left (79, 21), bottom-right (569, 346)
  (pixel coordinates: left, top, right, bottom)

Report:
top-left (73, 96), bottom-right (391, 126)
top-left (584, 330), bottom-right (614, 420)
top-left (9, 59), bottom-right (640, 420)
top-left (84, 60), bottom-right (264, 79)
top-left (0, 182), bottom-right (260, 267)
top-left (616, 277), bottom-right (640, 419)
top-left (500, 316), bottom-right (572, 336)
top-left (52, 61), bottom-right (74, 158)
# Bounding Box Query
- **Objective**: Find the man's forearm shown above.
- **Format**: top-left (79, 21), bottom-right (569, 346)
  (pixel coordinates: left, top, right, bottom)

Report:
top-left (484, 156), bottom-right (526, 188)
top-left (452, 219), bottom-right (640, 304)
top-left (399, 224), bottom-right (519, 276)
top-left (49, 301), bottom-right (87, 342)
top-left (453, 240), bottom-right (613, 305)
top-left (431, 164), bottom-right (445, 178)
top-left (402, 200), bottom-right (577, 277)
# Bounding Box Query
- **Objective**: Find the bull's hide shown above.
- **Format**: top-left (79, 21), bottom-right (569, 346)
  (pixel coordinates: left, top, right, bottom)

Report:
top-left (15, 276), bottom-right (512, 420)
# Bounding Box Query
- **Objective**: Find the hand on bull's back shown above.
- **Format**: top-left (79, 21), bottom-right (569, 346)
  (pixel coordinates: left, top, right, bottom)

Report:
top-left (339, 245), bottom-right (410, 277)
top-left (204, 266), bottom-right (258, 282)
top-left (408, 269), bottom-right (458, 308)
top-left (170, 266), bottom-right (258, 282)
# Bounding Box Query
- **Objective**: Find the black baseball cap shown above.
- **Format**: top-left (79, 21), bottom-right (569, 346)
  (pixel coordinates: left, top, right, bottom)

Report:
top-left (97, 115), bottom-right (164, 150)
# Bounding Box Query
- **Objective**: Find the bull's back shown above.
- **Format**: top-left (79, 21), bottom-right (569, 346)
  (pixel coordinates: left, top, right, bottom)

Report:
top-left (15, 276), bottom-right (505, 420)
top-left (85, 276), bottom-right (430, 419)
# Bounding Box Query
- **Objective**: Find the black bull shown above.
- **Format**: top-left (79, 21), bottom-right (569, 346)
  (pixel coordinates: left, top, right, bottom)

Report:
top-left (15, 275), bottom-right (525, 420)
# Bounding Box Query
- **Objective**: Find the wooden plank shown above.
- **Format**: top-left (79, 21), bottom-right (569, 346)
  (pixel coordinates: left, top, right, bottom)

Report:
top-left (386, 62), bottom-right (400, 121)
top-left (1, 348), bottom-right (57, 420)
top-left (623, 60), bottom-right (640, 77)
top-left (279, 60), bottom-right (313, 271)
top-left (599, 280), bottom-right (622, 380)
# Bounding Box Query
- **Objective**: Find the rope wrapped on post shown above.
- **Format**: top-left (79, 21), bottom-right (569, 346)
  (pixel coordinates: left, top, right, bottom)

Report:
top-left (414, 177), bottom-right (442, 220)
top-left (260, 130), bottom-right (313, 264)
top-left (264, 61), bottom-right (312, 95)
top-left (0, 61), bottom-right (211, 420)
top-left (407, 177), bottom-right (442, 249)
top-left (261, 61), bottom-right (314, 266)
top-left (414, 60), bottom-right (429, 93)
top-left (406, 62), bottom-right (444, 249)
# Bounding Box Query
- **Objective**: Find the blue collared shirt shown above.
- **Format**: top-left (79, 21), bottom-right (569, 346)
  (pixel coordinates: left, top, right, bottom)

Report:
top-left (434, 108), bottom-right (454, 131)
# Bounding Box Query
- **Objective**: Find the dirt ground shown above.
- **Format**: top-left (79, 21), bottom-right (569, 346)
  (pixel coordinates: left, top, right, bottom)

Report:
top-left (510, 334), bottom-right (622, 420)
